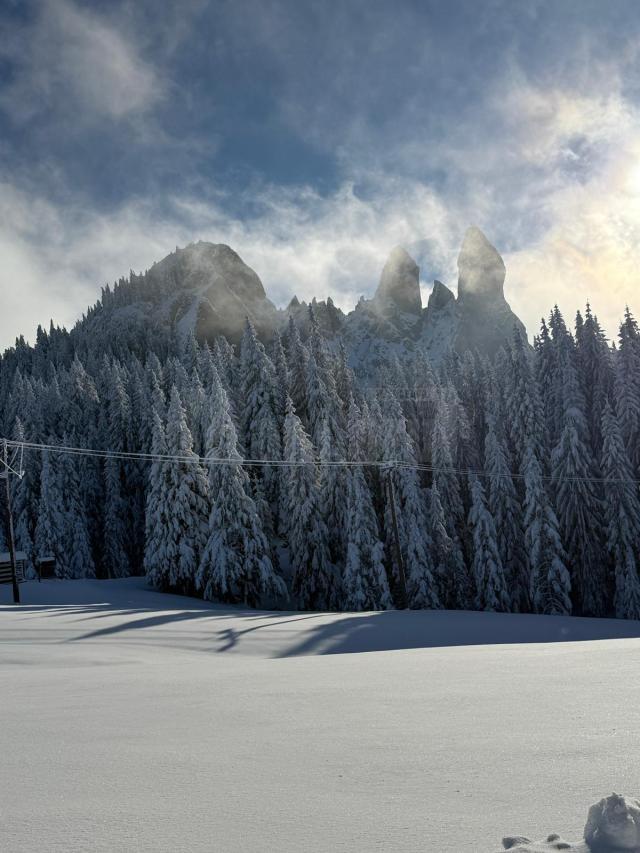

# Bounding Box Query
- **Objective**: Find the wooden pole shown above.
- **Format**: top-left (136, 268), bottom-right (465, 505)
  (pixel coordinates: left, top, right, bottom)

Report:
top-left (3, 440), bottom-right (20, 605)
top-left (386, 467), bottom-right (408, 609)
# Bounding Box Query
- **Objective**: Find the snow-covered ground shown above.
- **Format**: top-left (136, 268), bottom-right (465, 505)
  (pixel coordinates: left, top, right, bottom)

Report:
top-left (2, 579), bottom-right (640, 852)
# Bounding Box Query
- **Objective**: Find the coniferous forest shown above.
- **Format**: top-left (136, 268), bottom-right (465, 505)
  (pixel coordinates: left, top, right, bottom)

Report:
top-left (2, 299), bottom-right (640, 619)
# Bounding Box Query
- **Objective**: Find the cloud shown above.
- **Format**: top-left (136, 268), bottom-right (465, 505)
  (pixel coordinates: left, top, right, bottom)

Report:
top-left (489, 73), bottom-right (640, 340)
top-left (0, 0), bottom-right (163, 125)
top-left (0, 174), bottom-right (462, 349)
top-left (2, 1), bottom-right (640, 351)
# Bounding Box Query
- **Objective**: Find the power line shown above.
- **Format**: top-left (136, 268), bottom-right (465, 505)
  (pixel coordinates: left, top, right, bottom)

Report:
top-left (4, 437), bottom-right (640, 487)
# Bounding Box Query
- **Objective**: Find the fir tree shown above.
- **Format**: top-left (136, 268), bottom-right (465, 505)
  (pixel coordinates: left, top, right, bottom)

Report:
top-left (143, 410), bottom-right (173, 588)
top-left (59, 438), bottom-right (95, 578)
top-left (575, 304), bottom-right (613, 454)
top-left (484, 418), bottom-right (526, 609)
top-left (34, 447), bottom-right (66, 577)
top-left (239, 320), bottom-right (282, 502)
top-left (342, 401), bottom-right (392, 611)
top-left (151, 386), bottom-right (210, 594)
top-left (551, 358), bottom-right (605, 615)
top-left (282, 397), bottom-right (337, 610)
top-left (468, 477), bottom-right (510, 612)
top-left (430, 398), bottom-right (469, 607)
top-left (318, 420), bottom-right (348, 565)
top-left (197, 370), bottom-right (285, 606)
top-left (615, 308), bottom-right (640, 472)
top-left (522, 441), bottom-right (571, 615)
top-left (380, 391), bottom-right (440, 609)
top-left (601, 401), bottom-right (640, 619)
top-left (285, 316), bottom-right (309, 422)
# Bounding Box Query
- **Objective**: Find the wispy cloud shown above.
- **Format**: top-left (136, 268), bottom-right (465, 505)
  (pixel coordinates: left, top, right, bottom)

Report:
top-left (2, 0), bottom-right (640, 350)
top-left (0, 0), bottom-right (163, 125)
top-left (0, 174), bottom-right (459, 347)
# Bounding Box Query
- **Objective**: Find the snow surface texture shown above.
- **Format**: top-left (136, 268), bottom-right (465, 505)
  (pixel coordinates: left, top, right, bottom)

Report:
top-left (2, 580), bottom-right (640, 853)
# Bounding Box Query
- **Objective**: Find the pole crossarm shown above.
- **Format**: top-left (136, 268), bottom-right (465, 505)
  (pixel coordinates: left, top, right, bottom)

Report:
top-left (0, 438), bottom-right (24, 479)
top-left (2, 440), bottom-right (21, 604)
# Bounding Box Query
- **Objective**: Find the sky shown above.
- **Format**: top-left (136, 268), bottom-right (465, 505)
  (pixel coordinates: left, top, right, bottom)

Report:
top-left (2, 0), bottom-right (640, 349)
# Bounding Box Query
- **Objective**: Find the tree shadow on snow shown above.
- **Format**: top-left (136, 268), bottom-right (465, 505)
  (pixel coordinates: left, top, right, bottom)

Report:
top-left (273, 609), bottom-right (640, 657)
top-left (6, 580), bottom-right (640, 657)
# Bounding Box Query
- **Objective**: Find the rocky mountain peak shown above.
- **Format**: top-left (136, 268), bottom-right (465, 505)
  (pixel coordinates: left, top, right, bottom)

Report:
top-left (155, 241), bottom-right (268, 304)
top-left (457, 226), bottom-right (506, 301)
top-left (146, 240), bottom-right (276, 344)
top-left (427, 280), bottom-right (455, 312)
top-left (374, 246), bottom-right (422, 315)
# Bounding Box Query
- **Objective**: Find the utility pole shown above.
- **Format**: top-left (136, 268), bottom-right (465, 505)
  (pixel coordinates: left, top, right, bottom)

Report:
top-left (2, 440), bottom-right (20, 605)
top-left (386, 466), bottom-right (408, 609)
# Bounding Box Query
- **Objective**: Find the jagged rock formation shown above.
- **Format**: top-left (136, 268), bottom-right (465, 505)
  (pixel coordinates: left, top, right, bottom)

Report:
top-left (373, 246), bottom-right (422, 316)
top-left (421, 227), bottom-right (526, 359)
top-left (67, 227), bottom-right (527, 371)
top-left (455, 226), bottom-right (526, 357)
top-left (458, 225), bottom-right (506, 300)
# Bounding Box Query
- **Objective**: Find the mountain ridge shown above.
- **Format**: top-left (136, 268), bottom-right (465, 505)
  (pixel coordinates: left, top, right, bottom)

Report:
top-left (5, 227), bottom-right (527, 372)
top-left (141, 226), bottom-right (527, 363)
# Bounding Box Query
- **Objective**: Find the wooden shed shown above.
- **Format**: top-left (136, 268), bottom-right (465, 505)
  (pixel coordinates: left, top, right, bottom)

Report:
top-left (0, 551), bottom-right (26, 585)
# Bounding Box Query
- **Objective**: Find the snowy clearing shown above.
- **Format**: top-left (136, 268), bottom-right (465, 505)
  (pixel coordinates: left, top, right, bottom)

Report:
top-left (2, 579), bottom-right (640, 852)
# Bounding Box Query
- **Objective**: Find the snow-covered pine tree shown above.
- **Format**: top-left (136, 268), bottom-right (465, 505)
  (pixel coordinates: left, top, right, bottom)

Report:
top-left (484, 418), bottom-right (526, 609)
top-left (58, 434), bottom-right (95, 578)
top-left (61, 358), bottom-right (103, 564)
top-left (282, 396), bottom-right (337, 610)
top-left (143, 410), bottom-right (173, 588)
top-left (34, 447), bottom-right (66, 577)
top-left (213, 336), bottom-right (237, 397)
top-left (442, 381), bottom-right (473, 480)
top-left (271, 330), bottom-right (290, 424)
top-left (426, 482), bottom-right (456, 606)
top-left (430, 396), bottom-right (469, 607)
top-left (522, 440), bottom-right (571, 615)
top-left (380, 390), bottom-right (440, 610)
top-left (100, 359), bottom-right (132, 578)
top-left (151, 386), bottom-right (209, 594)
top-left (551, 356), bottom-right (606, 616)
top-left (459, 351), bottom-right (485, 471)
top-left (507, 327), bottom-right (546, 469)
top-left (615, 308), bottom-right (640, 473)
top-left (186, 369), bottom-right (207, 457)
top-left (285, 316), bottom-right (309, 422)
top-left (406, 350), bottom-right (439, 466)
top-left (342, 400), bottom-right (392, 611)
top-left (103, 455), bottom-right (131, 578)
top-left (600, 400), bottom-right (640, 619)
top-left (306, 350), bottom-right (343, 449)
top-left (575, 304), bottom-right (613, 454)
top-left (334, 340), bottom-right (354, 411)
top-left (239, 319), bottom-right (282, 503)
top-left (197, 368), bottom-right (285, 607)
top-left (468, 476), bottom-right (510, 612)
top-left (545, 306), bottom-right (576, 449)
top-left (318, 419), bottom-right (348, 565)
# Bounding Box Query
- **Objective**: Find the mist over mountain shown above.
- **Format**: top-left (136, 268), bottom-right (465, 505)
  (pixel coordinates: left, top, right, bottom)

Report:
top-left (18, 226), bottom-right (524, 371)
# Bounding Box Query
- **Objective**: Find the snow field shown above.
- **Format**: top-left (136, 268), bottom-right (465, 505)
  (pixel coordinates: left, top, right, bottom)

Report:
top-left (2, 579), bottom-right (640, 852)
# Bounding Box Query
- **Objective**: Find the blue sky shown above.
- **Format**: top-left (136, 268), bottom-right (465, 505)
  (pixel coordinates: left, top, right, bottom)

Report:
top-left (2, 0), bottom-right (640, 348)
